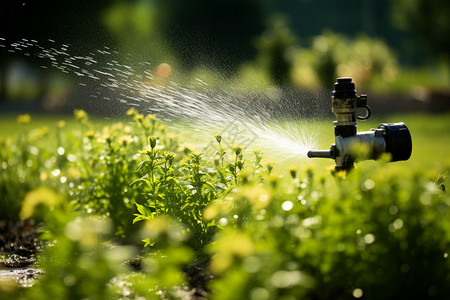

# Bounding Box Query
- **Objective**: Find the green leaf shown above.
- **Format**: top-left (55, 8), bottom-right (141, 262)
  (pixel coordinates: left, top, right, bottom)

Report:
top-left (220, 185), bottom-right (235, 200)
top-left (142, 238), bottom-right (154, 247)
top-left (203, 181), bottom-right (217, 192)
top-left (130, 178), bottom-right (148, 186)
top-left (436, 172), bottom-right (447, 185)
top-left (136, 160), bottom-right (150, 172)
top-left (133, 214), bottom-right (150, 223)
top-left (135, 203), bottom-right (154, 218)
top-left (136, 203), bottom-right (146, 215)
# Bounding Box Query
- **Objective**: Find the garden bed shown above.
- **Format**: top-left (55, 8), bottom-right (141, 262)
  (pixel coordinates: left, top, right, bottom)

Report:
top-left (1, 110), bottom-right (449, 299)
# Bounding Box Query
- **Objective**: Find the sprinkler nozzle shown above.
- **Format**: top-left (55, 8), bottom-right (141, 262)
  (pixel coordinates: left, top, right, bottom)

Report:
top-left (307, 78), bottom-right (412, 171)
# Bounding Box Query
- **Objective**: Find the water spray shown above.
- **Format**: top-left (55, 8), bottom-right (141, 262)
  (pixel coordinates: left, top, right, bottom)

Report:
top-left (307, 77), bottom-right (412, 171)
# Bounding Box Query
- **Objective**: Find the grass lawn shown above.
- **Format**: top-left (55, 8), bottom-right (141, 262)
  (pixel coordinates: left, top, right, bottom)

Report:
top-left (1, 111), bottom-right (449, 176)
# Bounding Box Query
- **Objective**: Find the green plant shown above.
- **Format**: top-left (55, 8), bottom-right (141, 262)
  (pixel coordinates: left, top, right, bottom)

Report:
top-left (0, 115), bottom-right (67, 221)
top-left (132, 136), bottom-right (220, 251)
top-left (206, 163), bottom-right (450, 300)
top-left (1, 111), bottom-right (450, 299)
top-left (110, 216), bottom-right (194, 299)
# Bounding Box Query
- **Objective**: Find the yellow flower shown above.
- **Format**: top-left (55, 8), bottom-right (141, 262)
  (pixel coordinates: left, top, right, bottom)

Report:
top-left (209, 231), bottom-right (254, 275)
top-left (20, 187), bottom-right (62, 219)
top-left (126, 108), bottom-right (137, 116)
top-left (17, 114), bottom-right (31, 124)
top-left (232, 145), bottom-right (242, 156)
top-left (118, 135), bottom-right (134, 147)
top-left (30, 127), bottom-right (49, 141)
top-left (85, 130), bottom-right (95, 139)
top-left (111, 122), bottom-right (124, 132)
top-left (57, 120), bottom-right (66, 129)
top-left (263, 160), bottom-right (276, 174)
top-left (74, 109), bottom-right (87, 120)
top-left (146, 114), bottom-right (156, 120)
top-left (124, 125), bottom-right (132, 134)
top-left (237, 186), bottom-right (272, 210)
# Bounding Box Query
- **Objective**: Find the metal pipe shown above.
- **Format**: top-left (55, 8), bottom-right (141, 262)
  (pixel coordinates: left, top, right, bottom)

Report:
top-left (307, 150), bottom-right (332, 159)
top-left (307, 77), bottom-right (412, 171)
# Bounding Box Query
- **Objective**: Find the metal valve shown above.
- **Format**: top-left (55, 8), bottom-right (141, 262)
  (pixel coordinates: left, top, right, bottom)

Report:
top-left (307, 77), bottom-right (412, 171)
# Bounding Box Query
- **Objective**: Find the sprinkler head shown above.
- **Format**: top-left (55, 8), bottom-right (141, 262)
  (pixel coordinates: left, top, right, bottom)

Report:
top-left (307, 77), bottom-right (412, 171)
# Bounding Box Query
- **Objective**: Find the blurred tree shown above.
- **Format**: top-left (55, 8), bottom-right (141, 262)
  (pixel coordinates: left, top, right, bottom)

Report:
top-left (154, 0), bottom-right (268, 75)
top-left (292, 31), bottom-right (398, 88)
top-left (255, 15), bottom-right (297, 86)
top-left (391, 0), bottom-right (450, 64)
top-left (273, 0), bottom-right (423, 66)
top-left (102, 0), bottom-right (175, 69)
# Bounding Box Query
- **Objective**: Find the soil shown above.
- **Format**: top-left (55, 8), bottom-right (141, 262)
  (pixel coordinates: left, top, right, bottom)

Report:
top-left (0, 219), bottom-right (210, 298)
top-left (0, 219), bottom-right (42, 264)
top-left (125, 255), bottom-right (211, 299)
top-left (184, 263), bottom-right (212, 300)
top-left (0, 219), bottom-right (43, 287)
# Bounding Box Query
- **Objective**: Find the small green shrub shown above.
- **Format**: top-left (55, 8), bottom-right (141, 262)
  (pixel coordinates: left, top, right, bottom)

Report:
top-left (292, 31), bottom-right (398, 88)
top-left (131, 133), bottom-right (263, 252)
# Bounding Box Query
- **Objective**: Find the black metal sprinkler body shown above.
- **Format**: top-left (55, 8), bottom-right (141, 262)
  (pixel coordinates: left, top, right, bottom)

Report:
top-left (307, 77), bottom-right (412, 171)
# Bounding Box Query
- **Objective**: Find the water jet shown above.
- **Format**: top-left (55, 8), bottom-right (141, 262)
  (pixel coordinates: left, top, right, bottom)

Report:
top-left (307, 77), bottom-right (412, 171)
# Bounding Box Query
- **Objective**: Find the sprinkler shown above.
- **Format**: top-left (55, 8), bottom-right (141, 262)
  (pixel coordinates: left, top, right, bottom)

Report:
top-left (307, 77), bottom-right (412, 171)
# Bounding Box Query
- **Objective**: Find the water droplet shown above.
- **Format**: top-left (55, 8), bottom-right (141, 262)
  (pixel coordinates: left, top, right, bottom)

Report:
top-left (259, 194), bottom-right (269, 203)
top-left (57, 147), bottom-right (65, 155)
top-left (362, 179), bottom-right (375, 191)
top-left (389, 205), bottom-right (398, 215)
top-left (353, 288), bottom-right (363, 298)
top-left (282, 201), bottom-right (293, 211)
top-left (393, 218), bottom-right (403, 230)
top-left (302, 216), bottom-right (321, 228)
top-left (250, 287), bottom-right (269, 300)
top-left (363, 233), bottom-right (375, 244)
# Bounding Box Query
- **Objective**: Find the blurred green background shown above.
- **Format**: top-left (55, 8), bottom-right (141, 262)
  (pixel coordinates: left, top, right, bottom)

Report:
top-left (0, 0), bottom-right (449, 112)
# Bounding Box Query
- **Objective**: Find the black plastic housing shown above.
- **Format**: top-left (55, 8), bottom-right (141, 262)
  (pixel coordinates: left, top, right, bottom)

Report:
top-left (335, 125), bottom-right (357, 138)
top-left (379, 122), bottom-right (412, 161)
top-left (332, 77), bottom-right (356, 98)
